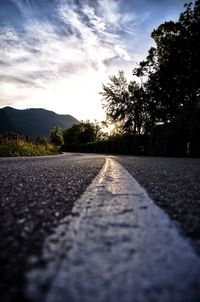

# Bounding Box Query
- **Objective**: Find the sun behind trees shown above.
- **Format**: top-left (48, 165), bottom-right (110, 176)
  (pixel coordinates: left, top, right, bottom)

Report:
top-left (97, 0), bottom-right (200, 156)
top-left (60, 0), bottom-right (200, 157)
top-left (100, 71), bottom-right (147, 135)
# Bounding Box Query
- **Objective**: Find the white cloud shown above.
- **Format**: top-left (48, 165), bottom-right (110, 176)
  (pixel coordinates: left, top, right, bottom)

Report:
top-left (114, 45), bottom-right (132, 61)
top-left (83, 5), bottom-right (106, 32)
top-left (97, 0), bottom-right (120, 29)
top-left (0, 0), bottom-right (136, 121)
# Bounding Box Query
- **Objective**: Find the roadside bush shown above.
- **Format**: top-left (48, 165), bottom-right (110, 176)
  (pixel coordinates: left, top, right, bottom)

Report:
top-left (61, 134), bottom-right (149, 155)
top-left (0, 132), bottom-right (60, 157)
top-left (149, 112), bottom-right (200, 157)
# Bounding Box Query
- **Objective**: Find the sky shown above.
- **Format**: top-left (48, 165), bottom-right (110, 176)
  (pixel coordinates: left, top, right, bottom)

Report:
top-left (0, 0), bottom-right (191, 121)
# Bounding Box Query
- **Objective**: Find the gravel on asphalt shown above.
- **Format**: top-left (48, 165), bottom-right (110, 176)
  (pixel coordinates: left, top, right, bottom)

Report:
top-left (0, 155), bottom-right (105, 302)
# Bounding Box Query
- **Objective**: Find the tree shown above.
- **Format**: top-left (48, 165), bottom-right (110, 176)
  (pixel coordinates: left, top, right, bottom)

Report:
top-left (133, 1), bottom-right (200, 124)
top-left (63, 121), bottom-right (103, 145)
top-left (50, 127), bottom-right (63, 146)
top-left (99, 0), bottom-right (200, 154)
top-left (130, 0), bottom-right (200, 155)
top-left (100, 71), bottom-right (146, 134)
top-left (100, 71), bottom-right (128, 126)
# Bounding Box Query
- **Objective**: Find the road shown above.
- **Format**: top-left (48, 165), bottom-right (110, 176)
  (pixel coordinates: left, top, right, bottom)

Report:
top-left (114, 155), bottom-right (200, 254)
top-left (0, 154), bottom-right (105, 302)
top-left (0, 153), bottom-right (200, 302)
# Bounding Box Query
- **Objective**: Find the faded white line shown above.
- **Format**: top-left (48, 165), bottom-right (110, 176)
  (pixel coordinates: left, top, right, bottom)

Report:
top-left (26, 158), bottom-right (200, 302)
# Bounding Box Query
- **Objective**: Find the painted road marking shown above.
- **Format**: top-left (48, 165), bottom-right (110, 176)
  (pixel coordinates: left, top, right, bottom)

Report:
top-left (26, 158), bottom-right (200, 302)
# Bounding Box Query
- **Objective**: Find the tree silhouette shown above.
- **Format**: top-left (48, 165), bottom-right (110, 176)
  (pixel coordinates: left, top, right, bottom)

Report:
top-left (50, 127), bottom-right (63, 146)
top-left (99, 1), bottom-right (200, 155)
top-left (133, 0), bottom-right (200, 125)
top-left (63, 121), bottom-right (103, 145)
top-left (100, 71), bottom-right (147, 134)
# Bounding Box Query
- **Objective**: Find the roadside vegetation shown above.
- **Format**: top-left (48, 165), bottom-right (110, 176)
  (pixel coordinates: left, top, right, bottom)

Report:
top-left (1, 1), bottom-right (199, 157)
top-left (63, 1), bottom-right (200, 157)
top-left (0, 132), bottom-right (60, 157)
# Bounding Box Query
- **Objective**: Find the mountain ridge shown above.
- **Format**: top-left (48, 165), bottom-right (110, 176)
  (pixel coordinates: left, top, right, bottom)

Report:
top-left (0, 106), bottom-right (79, 138)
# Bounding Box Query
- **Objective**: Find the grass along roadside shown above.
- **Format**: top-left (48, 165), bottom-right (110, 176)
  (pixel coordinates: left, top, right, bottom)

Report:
top-left (0, 140), bottom-right (60, 157)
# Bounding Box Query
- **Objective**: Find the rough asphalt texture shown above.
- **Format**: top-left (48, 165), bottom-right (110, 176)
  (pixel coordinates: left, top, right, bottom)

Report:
top-left (1, 154), bottom-right (200, 302)
top-left (115, 156), bottom-right (200, 254)
top-left (0, 154), bottom-right (105, 302)
top-left (26, 158), bottom-right (200, 302)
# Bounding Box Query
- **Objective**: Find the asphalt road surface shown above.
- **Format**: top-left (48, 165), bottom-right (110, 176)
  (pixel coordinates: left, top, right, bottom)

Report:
top-left (0, 153), bottom-right (200, 302)
top-left (0, 154), bottom-right (105, 302)
top-left (115, 156), bottom-right (200, 254)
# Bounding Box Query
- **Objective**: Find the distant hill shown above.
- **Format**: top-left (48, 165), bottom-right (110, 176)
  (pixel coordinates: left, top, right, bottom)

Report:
top-left (0, 107), bottom-right (79, 138)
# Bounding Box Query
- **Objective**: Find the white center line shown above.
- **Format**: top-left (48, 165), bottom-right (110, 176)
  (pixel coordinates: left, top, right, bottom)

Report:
top-left (26, 158), bottom-right (200, 302)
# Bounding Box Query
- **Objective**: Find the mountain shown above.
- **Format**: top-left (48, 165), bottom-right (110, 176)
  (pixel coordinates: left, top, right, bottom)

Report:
top-left (0, 107), bottom-right (79, 138)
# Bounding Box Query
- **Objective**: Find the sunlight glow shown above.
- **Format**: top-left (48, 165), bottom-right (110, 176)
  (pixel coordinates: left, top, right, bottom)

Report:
top-left (102, 123), bottom-right (116, 135)
top-left (0, 0), bottom-right (188, 121)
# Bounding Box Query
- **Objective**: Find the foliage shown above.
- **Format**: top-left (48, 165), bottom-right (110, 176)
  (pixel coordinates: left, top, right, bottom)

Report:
top-left (63, 121), bottom-right (103, 145)
top-left (50, 127), bottom-right (63, 146)
top-left (0, 132), bottom-right (60, 157)
top-left (100, 120), bottom-right (124, 137)
top-left (35, 136), bottom-right (48, 145)
top-left (0, 107), bottom-right (79, 138)
top-left (99, 1), bottom-right (200, 156)
top-left (62, 133), bottom-right (149, 155)
top-left (100, 71), bottom-right (147, 134)
top-left (133, 0), bottom-right (200, 124)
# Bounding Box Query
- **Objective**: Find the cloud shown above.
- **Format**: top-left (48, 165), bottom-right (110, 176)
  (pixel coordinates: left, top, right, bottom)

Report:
top-left (97, 0), bottom-right (121, 30)
top-left (10, 0), bottom-right (34, 19)
top-left (0, 0), bottom-right (134, 116)
top-left (82, 5), bottom-right (106, 32)
top-left (114, 45), bottom-right (132, 61)
top-left (1, 0), bottom-right (186, 120)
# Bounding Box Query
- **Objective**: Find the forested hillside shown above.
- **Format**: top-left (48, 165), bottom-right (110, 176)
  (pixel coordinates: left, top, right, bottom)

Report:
top-left (0, 107), bottom-right (79, 138)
